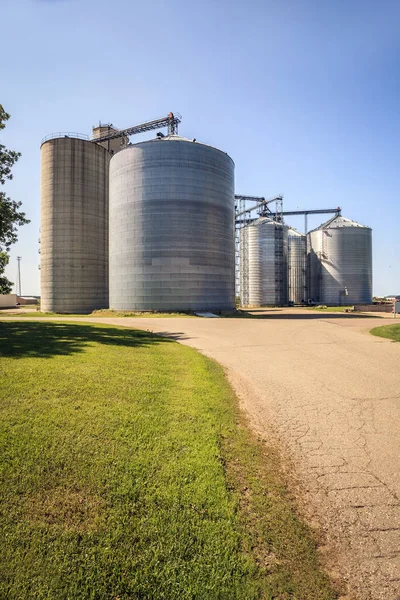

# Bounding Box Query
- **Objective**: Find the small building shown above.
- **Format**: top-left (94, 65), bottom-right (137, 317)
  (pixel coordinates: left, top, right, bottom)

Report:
top-left (17, 296), bottom-right (39, 306)
top-left (0, 294), bottom-right (18, 308)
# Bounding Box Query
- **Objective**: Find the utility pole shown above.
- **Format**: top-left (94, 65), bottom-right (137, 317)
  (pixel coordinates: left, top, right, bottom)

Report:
top-left (16, 256), bottom-right (22, 297)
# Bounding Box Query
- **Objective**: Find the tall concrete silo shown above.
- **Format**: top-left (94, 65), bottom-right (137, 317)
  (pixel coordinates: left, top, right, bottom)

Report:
top-left (240, 217), bottom-right (288, 307)
top-left (40, 135), bottom-right (110, 313)
top-left (109, 135), bottom-right (235, 311)
top-left (308, 215), bottom-right (372, 305)
top-left (288, 228), bottom-right (306, 304)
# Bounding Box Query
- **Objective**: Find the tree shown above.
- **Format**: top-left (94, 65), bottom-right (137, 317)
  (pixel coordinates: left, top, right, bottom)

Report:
top-left (0, 105), bottom-right (29, 294)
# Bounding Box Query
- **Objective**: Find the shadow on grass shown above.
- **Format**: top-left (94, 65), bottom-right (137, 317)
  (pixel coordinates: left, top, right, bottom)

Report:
top-left (0, 321), bottom-right (178, 359)
top-left (149, 331), bottom-right (191, 341)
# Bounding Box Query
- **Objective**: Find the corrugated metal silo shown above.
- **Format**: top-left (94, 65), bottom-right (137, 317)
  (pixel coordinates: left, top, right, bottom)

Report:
top-left (307, 215), bottom-right (372, 305)
top-left (240, 217), bottom-right (288, 307)
top-left (40, 135), bottom-right (110, 313)
top-left (109, 136), bottom-right (235, 311)
top-left (288, 228), bottom-right (307, 304)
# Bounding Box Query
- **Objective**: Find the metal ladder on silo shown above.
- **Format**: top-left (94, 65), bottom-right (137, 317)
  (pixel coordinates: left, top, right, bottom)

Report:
top-left (322, 230), bottom-right (329, 260)
top-left (235, 197), bottom-right (250, 307)
top-left (275, 224), bottom-right (283, 305)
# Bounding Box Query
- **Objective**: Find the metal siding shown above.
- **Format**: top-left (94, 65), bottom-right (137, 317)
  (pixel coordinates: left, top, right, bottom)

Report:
top-left (288, 229), bottom-right (307, 304)
top-left (40, 137), bottom-right (110, 313)
top-left (308, 224), bottom-right (372, 305)
top-left (241, 218), bottom-right (288, 307)
top-left (109, 139), bottom-right (235, 311)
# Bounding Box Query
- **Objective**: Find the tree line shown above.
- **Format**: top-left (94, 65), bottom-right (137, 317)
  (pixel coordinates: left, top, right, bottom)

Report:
top-left (0, 104), bottom-right (29, 294)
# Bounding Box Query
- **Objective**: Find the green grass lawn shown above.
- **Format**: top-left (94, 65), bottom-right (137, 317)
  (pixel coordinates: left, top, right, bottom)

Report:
top-left (0, 321), bottom-right (337, 599)
top-left (370, 323), bottom-right (400, 341)
top-left (0, 309), bottom-right (193, 318)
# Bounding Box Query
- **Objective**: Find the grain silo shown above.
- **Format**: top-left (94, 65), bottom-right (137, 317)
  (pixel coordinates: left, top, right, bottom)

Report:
top-left (109, 135), bottom-right (235, 311)
top-left (240, 217), bottom-right (288, 307)
top-left (308, 215), bottom-right (372, 305)
top-left (40, 135), bottom-right (110, 313)
top-left (288, 228), bottom-right (306, 304)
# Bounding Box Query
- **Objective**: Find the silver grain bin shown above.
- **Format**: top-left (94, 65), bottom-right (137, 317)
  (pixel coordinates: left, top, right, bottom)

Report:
top-left (109, 136), bottom-right (235, 311)
top-left (240, 217), bottom-right (288, 307)
top-left (308, 215), bottom-right (372, 305)
top-left (40, 135), bottom-right (110, 313)
top-left (288, 228), bottom-right (307, 304)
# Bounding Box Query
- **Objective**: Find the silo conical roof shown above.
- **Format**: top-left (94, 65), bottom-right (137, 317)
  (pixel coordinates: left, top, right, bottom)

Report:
top-left (288, 226), bottom-right (305, 237)
top-left (310, 215), bottom-right (370, 232)
top-left (133, 134), bottom-right (234, 162)
top-left (252, 216), bottom-right (282, 226)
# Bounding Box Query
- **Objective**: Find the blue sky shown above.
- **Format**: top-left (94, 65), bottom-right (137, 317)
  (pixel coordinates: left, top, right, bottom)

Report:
top-left (2, 0), bottom-right (399, 295)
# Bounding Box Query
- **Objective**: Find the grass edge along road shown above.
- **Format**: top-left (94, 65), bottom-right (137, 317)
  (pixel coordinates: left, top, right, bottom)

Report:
top-left (0, 309), bottom-right (194, 319)
top-left (370, 323), bottom-right (400, 342)
top-left (0, 321), bottom-right (337, 599)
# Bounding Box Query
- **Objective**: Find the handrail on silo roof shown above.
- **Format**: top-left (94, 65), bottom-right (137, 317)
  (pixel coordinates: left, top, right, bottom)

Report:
top-left (41, 132), bottom-right (90, 145)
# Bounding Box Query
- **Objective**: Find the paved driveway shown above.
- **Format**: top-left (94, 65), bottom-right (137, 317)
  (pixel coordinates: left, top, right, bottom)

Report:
top-left (4, 310), bottom-right (399, 599)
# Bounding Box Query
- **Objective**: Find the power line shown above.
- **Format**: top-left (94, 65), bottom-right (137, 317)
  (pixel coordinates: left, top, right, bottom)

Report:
top-left (16, 256), bottom-right (22, 296)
